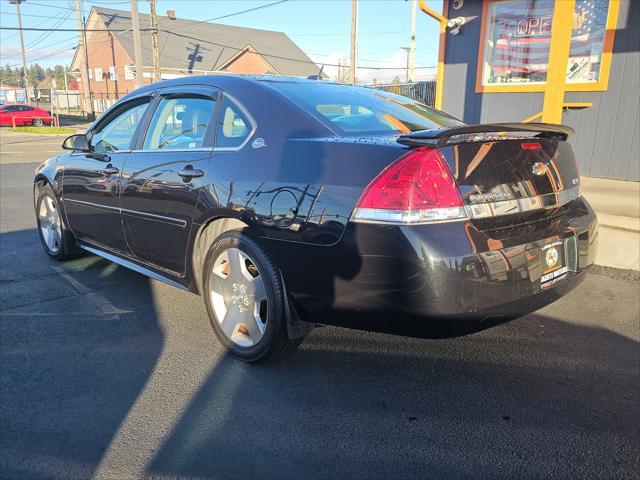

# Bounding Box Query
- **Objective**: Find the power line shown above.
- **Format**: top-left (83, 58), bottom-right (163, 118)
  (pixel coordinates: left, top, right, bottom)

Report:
top-left (163, 29), bottom-right (435, 71)
top-left (23, 1), bottom-right (76, 11)
top-left (0, 26), bottom-right (152, 32)
top-left (166, 0), bottom-right (290, 31)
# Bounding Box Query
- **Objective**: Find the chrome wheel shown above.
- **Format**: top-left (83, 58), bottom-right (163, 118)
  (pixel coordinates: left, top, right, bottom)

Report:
top-left (32, 118), bottom-right (44, 127)
top-left (38, 194), bottom-right (62, 254)
top-left (208, 247), bottom-right (268, 347)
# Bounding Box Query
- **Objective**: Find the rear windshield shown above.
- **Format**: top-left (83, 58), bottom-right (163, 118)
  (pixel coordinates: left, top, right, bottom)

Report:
top-left (264, 81), bottom-right (463, 135)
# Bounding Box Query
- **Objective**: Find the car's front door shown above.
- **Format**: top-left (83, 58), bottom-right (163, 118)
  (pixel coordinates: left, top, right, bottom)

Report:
top-left (119, 87), bottom-right (217, 275)
top-left (62, 96), bottom-right (152, 253)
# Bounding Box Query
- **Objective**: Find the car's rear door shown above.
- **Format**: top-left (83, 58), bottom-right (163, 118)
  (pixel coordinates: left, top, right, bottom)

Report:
top-left (0, 106), bottom-right (12, 125)
top-left (0, 105), bottom-right (18, 125)
top-left (119, 86), bottom-right (217, 276)
top-left (62, 95), bottom-right (153, 253)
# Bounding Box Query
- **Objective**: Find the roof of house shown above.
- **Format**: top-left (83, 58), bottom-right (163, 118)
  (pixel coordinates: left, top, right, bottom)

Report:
top-left (89, 7), bottom-right (322, 78)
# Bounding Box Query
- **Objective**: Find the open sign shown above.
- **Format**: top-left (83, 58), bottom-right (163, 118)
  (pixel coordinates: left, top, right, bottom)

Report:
top-left (515, 16), bottom-right (552, 37)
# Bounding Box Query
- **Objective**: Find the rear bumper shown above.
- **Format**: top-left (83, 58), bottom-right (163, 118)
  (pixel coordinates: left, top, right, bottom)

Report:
top-left (270, 197), bottom-right (598, 338)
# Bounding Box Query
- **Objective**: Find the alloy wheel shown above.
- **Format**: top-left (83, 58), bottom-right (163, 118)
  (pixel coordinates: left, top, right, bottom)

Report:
top-left (38, 194), bottom-right (62, 254)
top-left (208, 247), bottom-right (268, 347)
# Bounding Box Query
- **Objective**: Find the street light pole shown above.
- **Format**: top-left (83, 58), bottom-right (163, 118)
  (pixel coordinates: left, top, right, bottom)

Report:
top-left (75, 0), bottom-right (94, 119)
top-left (9, 0), bottom-right (30, 102)
top-left (401, 47), bottom-right (410, 82)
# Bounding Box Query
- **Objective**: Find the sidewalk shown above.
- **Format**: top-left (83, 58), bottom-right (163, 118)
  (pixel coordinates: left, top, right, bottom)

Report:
top-left (581, 177), bottom-right (640, 271)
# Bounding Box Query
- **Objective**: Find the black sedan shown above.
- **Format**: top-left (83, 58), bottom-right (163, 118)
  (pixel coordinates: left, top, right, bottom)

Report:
top-left (33, 75), bottom-right (597, 362)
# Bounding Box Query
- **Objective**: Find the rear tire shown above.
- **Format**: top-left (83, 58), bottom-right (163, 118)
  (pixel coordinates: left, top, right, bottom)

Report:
top-left (32, 118), bottom-right (44, 127)
top-left (35, 184), bottom-right (79, 260)
top-left (202, 230), bottom-right (301, 363)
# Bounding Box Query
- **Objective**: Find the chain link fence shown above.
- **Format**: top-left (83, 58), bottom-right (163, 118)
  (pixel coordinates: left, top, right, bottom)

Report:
top-left (370, 81), bottom-right (437, 108)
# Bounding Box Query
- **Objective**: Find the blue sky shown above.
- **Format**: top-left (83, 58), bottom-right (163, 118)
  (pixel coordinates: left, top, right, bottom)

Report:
top-left (0, 0), bottom-right (443, 83)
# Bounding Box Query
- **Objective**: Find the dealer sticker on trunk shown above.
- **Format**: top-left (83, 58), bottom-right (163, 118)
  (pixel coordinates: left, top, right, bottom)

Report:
top-left (540, 241), bottom-right (568, 288)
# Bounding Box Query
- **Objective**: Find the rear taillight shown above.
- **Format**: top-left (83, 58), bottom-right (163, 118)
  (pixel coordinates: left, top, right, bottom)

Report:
top-left (352, 147), bottom-right (466, 224)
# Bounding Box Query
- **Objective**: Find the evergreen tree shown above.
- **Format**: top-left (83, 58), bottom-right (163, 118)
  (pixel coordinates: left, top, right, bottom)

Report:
top-left (53, 65), bottom-right (66, 88)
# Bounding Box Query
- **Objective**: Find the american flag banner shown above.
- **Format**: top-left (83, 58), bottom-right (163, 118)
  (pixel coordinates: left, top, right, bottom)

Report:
top-left (484, 0), bottom-right (610, 84)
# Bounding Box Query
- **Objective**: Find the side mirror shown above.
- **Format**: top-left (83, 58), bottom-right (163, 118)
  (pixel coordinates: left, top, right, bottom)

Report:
top-left (62, 134), bottom-right (90, 152)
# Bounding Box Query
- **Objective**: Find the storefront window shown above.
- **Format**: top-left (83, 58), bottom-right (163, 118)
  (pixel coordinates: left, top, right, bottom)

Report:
top-left (480, 0), bottom-right (611, 86)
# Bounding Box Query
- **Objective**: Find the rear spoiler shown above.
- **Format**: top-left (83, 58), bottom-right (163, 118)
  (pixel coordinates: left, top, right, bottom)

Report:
top-left (397, 123), bottom-right (575, 147)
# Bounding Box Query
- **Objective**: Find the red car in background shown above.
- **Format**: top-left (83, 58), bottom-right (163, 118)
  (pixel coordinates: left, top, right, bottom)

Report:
top-left (0, 104), bottom-right (52, 127)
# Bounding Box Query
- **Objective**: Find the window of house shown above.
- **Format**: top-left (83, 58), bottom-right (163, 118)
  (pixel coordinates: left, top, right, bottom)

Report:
top-left (216, 97), bottom-right (252, 149)
top-left (88, 69), bottom-right (93, 80)
top-left (95, 68), bottom-right (103, 82)
top-left (90, 100), bottom-right (150, 152)
top-left (143, 96), bottom-right (215, 150)
top-left (478, 0), bottom-right (616, 90)
top-left (109, 66), bottom-right (117, 81)
top-left (124, 65), bottom-right (135, 81)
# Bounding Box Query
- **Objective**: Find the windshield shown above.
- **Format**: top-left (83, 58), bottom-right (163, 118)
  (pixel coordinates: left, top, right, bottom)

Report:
top-left (264, 81), bottom-right (463, 135)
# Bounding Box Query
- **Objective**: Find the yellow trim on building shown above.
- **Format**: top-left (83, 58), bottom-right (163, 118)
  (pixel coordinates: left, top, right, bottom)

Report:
top-left (419, 0), bottom-right (448, 110)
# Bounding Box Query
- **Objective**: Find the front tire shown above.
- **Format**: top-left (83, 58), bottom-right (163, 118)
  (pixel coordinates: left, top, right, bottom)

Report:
top-left (202, 231), bottom-right (300, 363)
top-left (35, 184), bottom-right (78, 260)
top-left (32, 118), bottom-right (44, 127)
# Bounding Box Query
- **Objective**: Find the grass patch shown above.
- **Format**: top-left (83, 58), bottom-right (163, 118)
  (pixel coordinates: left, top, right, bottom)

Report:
top-left (10, 126), bottom-right (76, 135)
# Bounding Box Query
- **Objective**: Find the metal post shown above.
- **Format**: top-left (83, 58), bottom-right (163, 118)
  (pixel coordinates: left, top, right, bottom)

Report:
top-left (10, 0), bottom-right (30, 103)
top-left (149, 0), bottom-right (161, 82)
top-left (349, 0), bottom-right (358, 84)
top-left (130, 0), bottom-right (144, 88)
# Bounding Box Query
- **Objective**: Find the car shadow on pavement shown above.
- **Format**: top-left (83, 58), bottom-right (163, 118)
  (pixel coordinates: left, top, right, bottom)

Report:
top-left (0, 228), bottom-right (164, 480)
top-left (146, 314), bottom-right (639, 480)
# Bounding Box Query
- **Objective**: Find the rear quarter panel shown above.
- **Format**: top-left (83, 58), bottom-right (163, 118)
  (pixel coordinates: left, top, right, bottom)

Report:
top-left (193, 79), bottom-right (407, 246)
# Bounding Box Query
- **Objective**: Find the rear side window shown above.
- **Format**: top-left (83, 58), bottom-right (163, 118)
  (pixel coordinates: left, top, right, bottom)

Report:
top-left (216, 97), bottom-right (252, 149)
top-left (143, 96), bottom-right (215, 150)
top-left (265, 81), bottom-right (463, 135)
top-left (91, 100), bottom-right (150, 152)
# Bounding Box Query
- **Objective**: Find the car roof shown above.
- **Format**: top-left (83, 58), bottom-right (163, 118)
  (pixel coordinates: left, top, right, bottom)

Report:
top-left (125, 74), bottom-right (345, 97)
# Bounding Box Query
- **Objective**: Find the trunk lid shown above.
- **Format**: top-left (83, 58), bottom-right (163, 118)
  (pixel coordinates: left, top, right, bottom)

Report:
top-left (398, 123), bottom-right (580, 207)
top-left (439, 139), bottom-right (580, 205)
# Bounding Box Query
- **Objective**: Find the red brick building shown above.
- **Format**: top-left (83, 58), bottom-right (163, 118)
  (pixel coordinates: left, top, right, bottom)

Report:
top-left (70, 7), bottom-right (322, 108)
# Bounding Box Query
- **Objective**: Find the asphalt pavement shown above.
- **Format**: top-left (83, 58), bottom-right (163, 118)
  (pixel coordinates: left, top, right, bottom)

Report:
top-left (1, 131), bottom-right (639, 480)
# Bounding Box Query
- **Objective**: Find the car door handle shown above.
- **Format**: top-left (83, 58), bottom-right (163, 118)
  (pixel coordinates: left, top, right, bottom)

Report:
top-left (100, 166), bottom-right (119, 176)
top-left (178, 167), bottom-right (205, 180)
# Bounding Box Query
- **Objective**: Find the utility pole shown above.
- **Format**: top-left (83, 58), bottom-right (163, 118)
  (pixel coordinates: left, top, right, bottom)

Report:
top-left (149, 0), bottom-right (161, 82)
top-left (130, 0), bottom-right (144, 88)
top-left (408, 0), bottom-right (417, 82)
top-left (349, 0), bottom-right (358, 84)
top-left (75, 0), bottom-right (93, 118)
top-left (401, 47), bottom-right (410, 82)
top-left (9, 0), bottom-right (30, 102)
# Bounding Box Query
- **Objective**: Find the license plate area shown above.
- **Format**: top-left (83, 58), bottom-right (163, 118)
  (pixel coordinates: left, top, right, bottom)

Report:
top-left (540, 240), bottom-right (568, 288)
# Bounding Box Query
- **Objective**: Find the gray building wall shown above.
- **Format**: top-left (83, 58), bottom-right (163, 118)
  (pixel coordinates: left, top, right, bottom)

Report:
top-left (441, 0), bottom-right (639, 181)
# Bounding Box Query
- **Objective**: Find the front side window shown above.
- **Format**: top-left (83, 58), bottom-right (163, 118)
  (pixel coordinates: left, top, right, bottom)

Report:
top-left (266, 81), bottom-right (462, 135)
top-left (91, 100), bottom-right (150, 152)
top-left (480, 0), bottom-right (613, 87)
top-left (143, 96), bottom-right (215, 150)
top-left (216, 97), bottom-right (252, 148)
